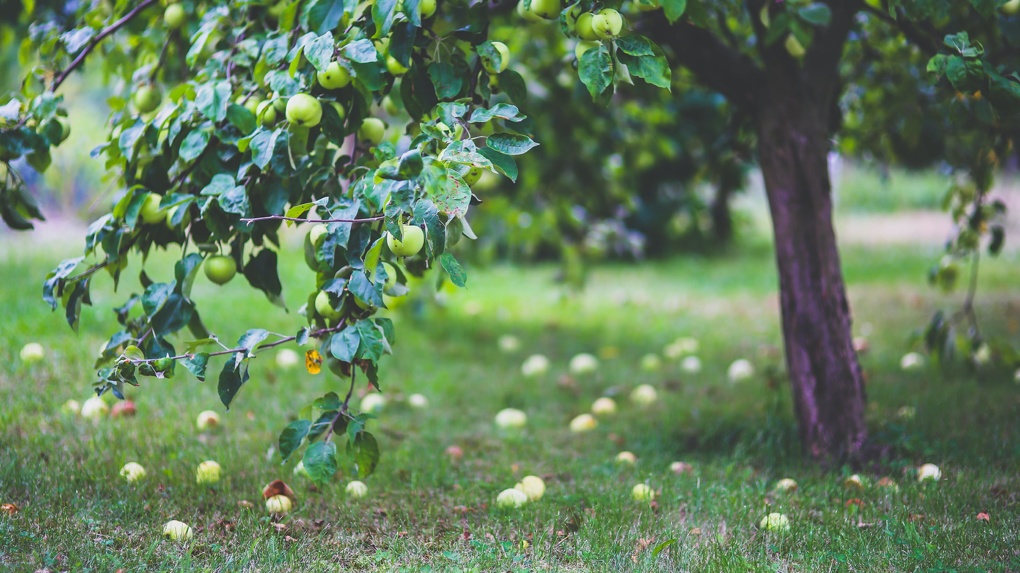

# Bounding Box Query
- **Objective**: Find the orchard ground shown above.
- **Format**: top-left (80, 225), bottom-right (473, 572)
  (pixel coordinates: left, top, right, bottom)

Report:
top-left (1, 184), bottom-right (1020, 571)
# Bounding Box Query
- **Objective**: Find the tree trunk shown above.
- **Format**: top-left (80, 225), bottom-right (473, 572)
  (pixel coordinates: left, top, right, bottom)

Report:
top-left (756, 91), bottom-right (868, 461)
top-left (709, 182), bottom-right (734, 245)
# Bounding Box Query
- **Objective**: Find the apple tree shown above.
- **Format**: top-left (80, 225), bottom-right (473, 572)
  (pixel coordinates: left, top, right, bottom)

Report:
top-left (1, 0), bottom-right (1019, 468)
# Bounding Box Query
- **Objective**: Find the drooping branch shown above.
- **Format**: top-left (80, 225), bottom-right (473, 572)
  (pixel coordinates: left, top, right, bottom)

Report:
top-left (51, 0), bottom-right (160, 92)
top-left (240, 214), bottom-right (386, 225)
top-left (641, 16), bottom-right (766, 112)
top-left (802, 1), bottom-right (861, 103)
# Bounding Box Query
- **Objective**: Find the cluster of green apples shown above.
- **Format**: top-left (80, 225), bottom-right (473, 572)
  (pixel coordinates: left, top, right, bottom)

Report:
top-left (516, 0), bottom-right (625, 45)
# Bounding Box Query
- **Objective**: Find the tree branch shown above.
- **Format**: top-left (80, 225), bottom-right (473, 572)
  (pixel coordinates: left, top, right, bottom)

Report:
top-left (858, 0), bottom-right (940, 55)
top-left (240, 214), bottom-right (385, 225)
top-left (51, 0), bottom-right (160, 92)
top-left (803, 1), bottom-right (860, 105)
top-left (640, 16), bottom-right (765, 112)
top-left (128, 321), bottom-right (349, 364)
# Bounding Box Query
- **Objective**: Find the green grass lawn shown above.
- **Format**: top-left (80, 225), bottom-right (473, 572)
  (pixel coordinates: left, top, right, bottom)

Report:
top-left (1, 228), bottom-right (1018, 572)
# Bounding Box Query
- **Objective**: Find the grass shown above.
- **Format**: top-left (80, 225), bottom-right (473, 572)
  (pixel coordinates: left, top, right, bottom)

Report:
top-left (1, 226), bottom-right (1019, 572)
top-left (832, 161), bottom-right (949, 214)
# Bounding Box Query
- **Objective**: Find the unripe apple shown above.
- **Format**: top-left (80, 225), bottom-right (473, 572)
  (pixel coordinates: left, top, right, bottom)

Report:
top-left (482, 42), bottom-right (510, 74)
top-left (590, 9), bottom-right (623, 40)
top-left (498, 335), bottom-right (520, 353)
top-left (382, 95), bottom-right (401, 115)
top-left (195, 410), bottom-right (221, 431)
top-left (317, 61), bottom-right (351, 90)
top-left (843, 474), bottom-right (865, 490)
top-left (1003, 0), bottom-right (1020, 15)
top-left (285, 94), bottom-right (322, 127)
top-left (917, 463), bottom-right (941, 482)
top-left (360, 393), bottom-right (386, 413)
top-left (615, 451), bottom-right (637, 465)
top-left (569, 353), bottom-right (598, 375)
top-left (574, 12), bottom-right (600, 41)
top-left (494, 407), bottom-right (528, 429)
top-left (240, 94), bottom-right (262, 116)
top-left (19, 342), bottom-right (45, 363)
top-left (496, 487), bottom-right (528, 508)
top-left (139, 193), bottom-right (166, 224)
top-left (55, 117), bottom-right (71, 143)
top-left (62, 399), bottom-right (81, 415)
top-left (81, 396), bottom-right (109, 420)
top-left (386, 55), bottom-right (409, 76)
top-left (520, 354), bottom-right (549, 377)
top-left (203, 255), bottom-right (237, 285)
top-left (528, 0), bottom-right (561, 19)
top-left (629, 384), bottom-right (657, 406)
top-left (407, 393), bottom-right (429, 408)
top-left (120, 462), bottom-right (147, 482)
top-left (381, 261), bottom-right (398, 290)
top-left (358, 117), bottom-right (386, 145)
top-left (463, 166), bottom-right (483, 186)
top-left (346, 480), bottom-right (369, 498)
top-left (575, 40), bottom-right (600, 61)
top-left (420, 0), bottom-right (437, 17)
top-left (680, 355), bottom-right (702, 373)
top-left (165, 205), bottom-right (189, 230)
top-left (308, 223), bottom-right (329, 248)
top-left (591, 397), bottom-right (617, 416)
top-left (196, 460), bottom-right (222, 484)
top-left (639, 353), bottom-right (661, 372)
top-left (162, 520), bottom-right (193, 541)
top-left (514, 475), bottom-right (545, 500)
top-left (315, 290), bottom-right (342, 320)
top-left (517, 0), bottom-right (544, 22)
top-left (165, 3), bottom-right (186, 29)
top-left (266, 494), bottom-right (292, 514)
top-left (569, 413), bottom-right (597, 433)
top-left (133, 84), bottom-right (162, 114)
top-left (785, 35), bottom-right (806, 58)
top-left (386, 225), bottom-right (425, 256)
top-left (900, 352), bottom-right (924, 371)
top-left (276, 348), bottom-right (299, 369)
top-left (727, 359), bottom-right (754, 382)
top-left (256, 101), bottom-right (277, 127)
top-left (632, 483), bottom-right (654, 501)
top-left (759, 512), bottom-right (790, 532)
top-left (773, 478), bottom-right (798, 493)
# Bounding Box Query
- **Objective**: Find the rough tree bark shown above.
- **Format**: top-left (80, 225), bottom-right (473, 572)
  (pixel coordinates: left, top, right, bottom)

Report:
top-left (648, 3), bottom-right (868, 460)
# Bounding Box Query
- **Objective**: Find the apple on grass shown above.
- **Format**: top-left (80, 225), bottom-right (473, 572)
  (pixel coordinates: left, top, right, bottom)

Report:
top-left (163, 520), bottom-right (193, 541)
top-left (266, 494), bottom-right (292, 514)
top-left (61, 399), bottom-right (81, 415)
top-left (19, 342), bottom-right (44, 363)
top-left (120, 462), bottom-right (146, 483)
top-left (515, 475), bottom-right (545, 501)
top-left (360, 393), bottom-right (386, 413)
top-left (81, 396), bottom-right (109, 420)
top-left (496, 488), bottom-right (528, 508)
top-left (670, 461), bottom-right (693, 475)
top-left (640, 353), bottom-right (661, 372)
top-left (773, 478), bottom-right (798, 493)
top-left (727, 359), bottom-right (754, 382)
top-left (590, 397), bottom-right (617, 416)
top-left (521, 354), bottom-right (549, 377)
top-left (498, 335), bottom-right (521, 353)
top-left (630, 384), bottom-right (657, 406)
top-left (196, 460), bottom-right (222, 484)
top-left (569, 413), bottom-right (597, 433)
top-left (759, 512), bottom-right (790, 532)
top-left (680, 356), bottom-right (702, 373)
top-left (495, 408), bottom-right (528, 429)
top-left (111, 400), bottom-right (137, 418)
top-left (346, 480), bottom-right (369, 498)
top-left (275, 348), bottom-right (299, 369)
top-left (615, 451), bottom-right (637, 465)
top-left (407, 393), bottom-right (429, 408)
top-left (196, 410), bottom-right (221, 431)
top-left (900, 352), bottom-right (925, 371)
top-left (632, 483), bottom-right (655, 501)
top-left (569, 353), bottom-right (598, 376)
top-left (917, 463), bottom-right (941, 482)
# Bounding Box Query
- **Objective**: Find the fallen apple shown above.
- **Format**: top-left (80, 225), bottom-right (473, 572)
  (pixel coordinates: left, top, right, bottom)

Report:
top-left (727, 359), bottom-right (754, 382)
top-left (615, 451), bottom-right (637, 465)
top-left (639, 353), bottom-right (661, 372)
top-left (496, 487), bottom-right (528, 508)
top-left (680, 356), bottom-right (702, 374)
top-left (346, 480), bottom-right (369, 498)
top-left (759, 512), bottom-right (790, 532)
top-left (445, 445), bottom-right (464, 461)
top-left (515, 475), bottom-right (546, 501)
top-left (498, 334), bottom-right (520, 353)
top-left (631, 483), bottom-right (654, 501)
top-left (670, 461), bottom-right (693, 475)
top-left (407, 393), bottom-right (429, 408)
top-left (196, 410), bottom-right (221, 431)
top-left (120, 462), bottom-right (147, 483)
top-left (275, 348), bottom-right (300, 369)
top-left (843, 474), bottom-right (865, 490)
top-left (521, 354), bottom-right (550, 377)
top-left (162, 520), bottom-right (193, 541)
top-left (360, 393), bottom-right (386, 413)
top-left (569, 353), bottom-right (599, 375)
top-left (569, 413), bottom-right (597, 433)
top-left (917, 463), bottom-right (941, 482)
top-left (495, 408), bottom-right (528, 429)
top-left (19, 342), bottom-right (45, 363)
top-left (110, 400), bottom-right (137, 418)
top-left (266, 494), bottom-right (293, 514)
top-left (61, 399), bottom-right (81, 415)
top-left (81, 396), bottom-right (109, 420)
top-left (900, 352), bottom-right (925, 371)
top-left (196, 460), bottom-right (222, 484)
top-left (629, 384), bottom-right (657, 406)
top-left (773, 478), bottom-right (798, 493)
top-left (590, 397), bottom-right (617, 416)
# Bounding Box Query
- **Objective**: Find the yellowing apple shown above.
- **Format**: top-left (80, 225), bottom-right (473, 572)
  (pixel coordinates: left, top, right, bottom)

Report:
top-left (785, 35), bottom-right (806, 58)
top-left (1002, 0), bottom-right (1020, 15)
top-left (81, 396), bottom-right (109, 420)
top-left (521, 354), bottom-right (550, 377)
top-left (120, 462), bottom-right (147, 483)
top-left (496, 487), bottom-right (528, 508)
top-left (569, 413), bottom-right (597, 433)
top-left (727, 359), bottom-right (754, 382)
top-left (759, 512), bottom-right (790, 532)
top-left (407, 393), bottom-right (429, 408)
top-left (515, 475), bottom-right (545, 500)
top-left (631, 483), bottom-right (654, 501)
top-left (266, 494), bottom-right (292, 513)
top-left (19, 342), bottom-right (45, 363)
top-left (495, 408), bottom-right (528, 429)
top-left (773, 478), bottom-right (798, 493)
top-left (195, 410), bottom-right (221, 431)
top-left (590, 397), bottom-right (617, 416)
top-left (386, 225), bottom-right (425, 256)
top-left (629, 384), bottom-right (657, 406)
top-left (590, 9), bottom-right (623, 40)
top-left (482, 42), bottom-right (510, 74)
top-left (569, 353), bottom-right (599, 375)
top-left (317, 61), bottom-right (351, 90)
top-left (346, 480), bottom-right (369, 498)
top-left (285, 94), bottom-right (322, 127)
top-left (196, 460), bottom-right (222, 484)
top-left (615, 451), bottom-right (637, 465)
top-left (162, 520), bottom-right (193, 541)
top-left (917, 463), bottom-right (941, 482)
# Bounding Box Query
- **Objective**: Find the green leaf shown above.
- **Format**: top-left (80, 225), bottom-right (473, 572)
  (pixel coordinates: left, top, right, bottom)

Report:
top-left (477, 147), bottom-right (518, 182)
top-left (797, 4), bottom-right (832, 26)
top-left (661, 0), bottom-right (686, 23)
top-left (330, 327), bottom-right (360, 362)
top-left (433, 171), bottom-right (471, 217)
top-left (301, 0), bottom-right (346, 35)
top-left (578, 42), bottom-right (613, 101)
top-left (616, 38), bottom-right (672, 90)
top-left (372, 0), bottom-right (399, 38)
top-left (346, 431), bottom-right (380, 478)
top-left (218, 360), bottom-right (248, 410)
top-left (428, 62), bottom-right (464, 100)
top-left (439, 253), bottom-right (467, 287)
top-left (306, 33), bottom-right (336, 72)
top-left (226, 104), bottom-right (257, 135)
top-left (344, 38), bottom-right (378, 63)
top-left (279, 420), bottom-right (311, 461)
top-left (314, 392), bottom-right (343, 410)
top-left (307, 410), bottom-right (341, 441)
top-left (485, 133), bottom-right (539, 156)
top-left (652, 538), bottom-right (677, 556)
top-left (242, 250), bottom-right (285, 309)
top-left (180, 352), bottom-right (209, 381)
top-left (355, 319), bottom-right (386, 361)
top-left (180, 129), bottom-right (211, 163)
top-left (195, 81), bottom-right (232, 123)
top-left (349, 270), bottom-right (384, 307)
top-left (250, 128), bottom-right (283, 169)
top-left (467, 103), bottom-right (525, 123)
top-left (302, 441), bottom-right (338, 485)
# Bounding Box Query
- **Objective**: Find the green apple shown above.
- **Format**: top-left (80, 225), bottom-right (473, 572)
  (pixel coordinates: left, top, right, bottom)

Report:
top-left (133, 84), bottom-right (162, 114)
top-left (575, 12), bottom-right (601, 41)
top-left (195, 409), bottom-right (220, 430)
top-left (785, 34), bottom-right (806, 58)
top-left (758, 512), bottom-right (790, 532)
top-left (515, 475), bottom-right (545, 500)
top-left (386, 54), bottom-right (410, 76)
top-left (482, 42), bottom-right (510, 74)
top-left (616, 451), bottom-right (637, 465)
top-left (1001, 0), bottom-right (1020, 15)
top-left (240, 94), bottom-right (262, 116)
top-left (496, 488), bottom-right (528, 508)
top-left (273, 94), bottom-right (288, 113)
top-left (358, 117), bottom-right (386, 145)
top-left (315, 290), bottom-right (342, 320)
top-left (195, 460), bottom-right (221, 484)
top-left (386, 225), bottom-right (425, 256)
top-left (382, 261), bottom-right (398, 290)
top-left (569, 413), bottom-right (597, 432)
top-left (317, 61), bottom-right (351, 90)
top-left (420, 0), bottom-right (437, 18)
top-left (308, 223), bottom-right (329, 247)
top-left (346, 480), bottom-right (369, 498)
top-left (165, 3), bottom-right (186, 29)
top-left (139, 193), bottom-right (165, 224)
top-left (204, 255), bottom-right (237, 285)
top-left (632, 483), bottom-right (655, 501)
top-left (165, 204), bottom-right (189, 229)
top-left (328, 101), bottom-right (346, 122)
top-left (382, 95), bottom-right (400, 115)
top-left (56, 117), bottom-right (71, 143)
top-left (575, 40), bottom-right (600, 61)
top-left (494, 407), bottom-right (528, 428)
top-left (463, 166), bottom-right (483, 186)
top-left (162, 520), bottom-right (193, 541)
top-left (256, 100), bottom-right (277, 127)
top-left (517, 0), bottom-right (544, 22)
top-left (120, 462), bottom-right (147, 482)
top-left (563, 3), bottom-right (583, 31)
top-left (591, 9), bottom-right (623, 40)
top-left (266, 494), bottom-right (293, 513)
top-left (285, 94), bottom-right (322, 127)
top-left (529, 0), bottom-right (561, 19)
top-left (19, 342), bottom-right (44, 363)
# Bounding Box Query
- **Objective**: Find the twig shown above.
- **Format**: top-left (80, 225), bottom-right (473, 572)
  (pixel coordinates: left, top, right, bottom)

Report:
top-left (127, 321), bottom-right (349, 363)
top-left (240, 214), bottom-right (385, 224)
top-left (148, 34), bottom-right (172, 83)
top-left (324, 368), bottom-right (358, 443)
top-left (51, 0), bottom-right (160, 92)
